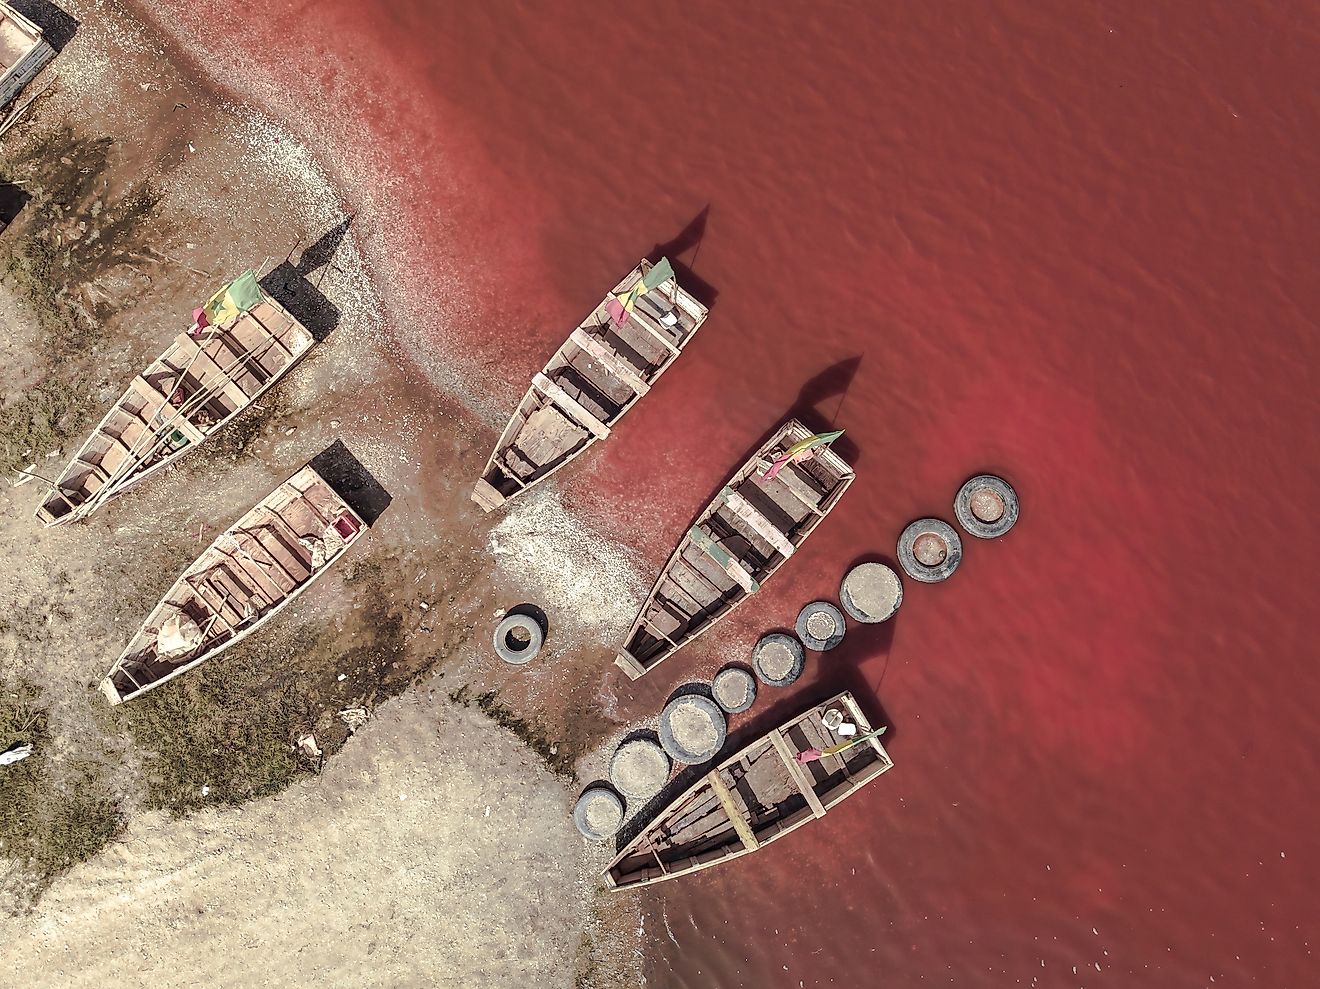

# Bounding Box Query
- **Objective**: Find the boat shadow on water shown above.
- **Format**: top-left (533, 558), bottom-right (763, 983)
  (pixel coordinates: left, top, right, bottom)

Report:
top-left (647, 205), bottom-right (718, 312)
top-left (258, 216), bottom-right (355, 343)
top-left (307, 439), bottom-right (392, 527)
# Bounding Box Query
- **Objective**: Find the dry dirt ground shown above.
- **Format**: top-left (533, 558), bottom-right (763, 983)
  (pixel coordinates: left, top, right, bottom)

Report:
top-left (0, 3), bottom-right (645, 985)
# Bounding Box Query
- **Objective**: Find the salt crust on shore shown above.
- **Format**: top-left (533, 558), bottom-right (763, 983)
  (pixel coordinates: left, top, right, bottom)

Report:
top-left (488, 487), bottom-right (644, 636)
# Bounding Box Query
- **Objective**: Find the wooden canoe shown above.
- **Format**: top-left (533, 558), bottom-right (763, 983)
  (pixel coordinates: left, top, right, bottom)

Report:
top-left (99, 463), bottom-right (366, 705)
top-left (605, 690), bottom-right (893, 890)
top-left (35, 291), bottom-right (314, 526)
top-left (471, 258), bottom-right (708, 512)
top-left (615, 419), bottom-right (854, 679)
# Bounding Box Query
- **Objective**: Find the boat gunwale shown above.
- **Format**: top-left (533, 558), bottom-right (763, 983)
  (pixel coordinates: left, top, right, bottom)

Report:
top-left (604, 689), bottom-right (891, 889)
top-left (99, 463), bottom-right (365, 705)
top-left (36, 292), bottom-right (313, 527)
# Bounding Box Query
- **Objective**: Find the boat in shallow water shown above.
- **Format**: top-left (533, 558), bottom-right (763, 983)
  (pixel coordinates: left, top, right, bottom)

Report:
top-left (471, 257), bottom-right (708, 512)
top-left (100, 462), bottom-right (365, 705)
top-left (35, 273), bottom-right (314, 526)
top-left (605, 690), bottom-right (892, 889)
top-left (615, 419), bottom-right (853, 679)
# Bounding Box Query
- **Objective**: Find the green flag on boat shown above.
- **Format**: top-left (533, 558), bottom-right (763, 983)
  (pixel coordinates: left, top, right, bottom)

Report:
top-left (202, 270), bottom-right (264, 326)
top-left (642, 256), bottom-right (674, 291)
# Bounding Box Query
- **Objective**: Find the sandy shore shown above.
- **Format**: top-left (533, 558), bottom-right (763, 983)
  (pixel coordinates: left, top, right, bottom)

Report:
top-left (5, 694), bottom-right (589, 988)
top-left (0, 2), bottom-right (644, 984)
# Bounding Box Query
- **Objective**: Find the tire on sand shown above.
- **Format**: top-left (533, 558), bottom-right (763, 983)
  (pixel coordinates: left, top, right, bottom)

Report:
top-left (493, 613), bottom-right (543, 665)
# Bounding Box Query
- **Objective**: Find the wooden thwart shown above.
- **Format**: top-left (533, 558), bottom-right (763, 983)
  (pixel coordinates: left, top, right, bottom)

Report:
top-left (769, 728), bottom-right (828, 818)
top-left (687, 525), bottom-right (759, 594)
top-left (722, 488), bottom-right (795, 558)
top-left (708, 772), bottom-right (760, 851)
top-left (531, 372), bottom-right (612, 439)
top-left (569, 327), bottom-right (650, 395)
top-left (760, 458), bottom-right (827, 515)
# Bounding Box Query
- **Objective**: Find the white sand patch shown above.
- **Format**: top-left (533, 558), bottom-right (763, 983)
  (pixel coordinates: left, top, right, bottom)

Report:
top-left (488, 487), bottom-right (643, 636)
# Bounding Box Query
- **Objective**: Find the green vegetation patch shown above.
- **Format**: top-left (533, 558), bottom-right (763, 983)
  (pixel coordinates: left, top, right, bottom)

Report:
top-left (116, 646), bottom-right (319, 816)
top-left (0, 680), bottom-right (123, 909)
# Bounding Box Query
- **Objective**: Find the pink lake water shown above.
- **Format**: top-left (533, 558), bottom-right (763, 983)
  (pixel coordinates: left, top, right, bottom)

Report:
top-left (132, 1), bottom-right (1320, 984)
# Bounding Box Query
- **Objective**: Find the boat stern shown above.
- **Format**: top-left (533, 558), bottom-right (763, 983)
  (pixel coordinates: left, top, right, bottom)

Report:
top-left (614, 650), bottom-right (646, 680)
top-left (98, 676), bottom-right (126, 707)
top-left (471, 477), bottom-right (506, 513)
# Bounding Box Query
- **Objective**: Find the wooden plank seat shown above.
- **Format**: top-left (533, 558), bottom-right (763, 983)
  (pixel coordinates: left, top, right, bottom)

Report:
top-left (722, 488), bottom-right (796, 558)
top-left (532, 372), bottom-right (612, 439)
top-left (569, 327), bottom-right (651, 395)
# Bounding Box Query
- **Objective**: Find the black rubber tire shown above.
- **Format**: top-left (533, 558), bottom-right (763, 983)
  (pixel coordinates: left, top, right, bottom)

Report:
top-left (795, 601), bottom-right (846, 651)
top-left (897, 518), bottom-right (963, 583)
top-left (574, 786), bottom-right (625, 841)
top-left (752, 633), bottom-right (806, 686)
top-left (493, 613), bottom-right (543, 665)
top-left (658, 695), bottom-right (728, 765)
top-left (954, 474), bottom-right (1019, 539)
top-left (711, 666), bottom-right (758, 714)
top-left (840, 563), bottom-right (903, 623)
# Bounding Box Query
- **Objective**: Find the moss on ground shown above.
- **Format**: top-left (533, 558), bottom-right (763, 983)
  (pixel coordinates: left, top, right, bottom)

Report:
top-left (0, 681), bottom-right (124, 910)
top-left (116, 557), bottom-right (417, 815)
top-left (116, 642), bottom-right (323, 816)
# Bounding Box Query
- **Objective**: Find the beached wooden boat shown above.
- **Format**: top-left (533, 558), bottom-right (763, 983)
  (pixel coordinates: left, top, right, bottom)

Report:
top-left (615, 419), bottom-right (854, 679)
top-left (99, 463), bottom-right (365, 705)
top-left (0, 3), bottom-right (56, 113)
top-left (471, 258), bottom-right (708, 512)
top-left (605, 690), bottom-right (892, 889)
top-left (36, 283), bottom-right (314, 526)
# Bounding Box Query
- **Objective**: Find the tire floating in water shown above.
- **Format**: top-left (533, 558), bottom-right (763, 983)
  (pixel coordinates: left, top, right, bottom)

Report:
top-left (658, 694), bottom-right (727, 765)
top-left (954, 474), bottom-right (1019, 539)
top-left (897, 518), bottom-right (963, 583)
top-left (839, 562), bottom-right (903, 623)
top-left (712, 665), bottom-right (757, 714)
top-left (752, 632), bottom-right (805, 686)
top-left (795, 601), bottom-right (846, 651)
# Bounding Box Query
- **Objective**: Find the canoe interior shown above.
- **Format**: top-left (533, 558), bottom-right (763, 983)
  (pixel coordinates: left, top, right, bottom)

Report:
top-left (36, 296), bottom-right (313, 525)
top-left (101, 464), bottom-right (364, 705)
top-left (607, 691), bottom-right (892, 889)
top-left (617, 419), bottom-right (854, 677)
top-left (474, 259), bottom-right (708, 509)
